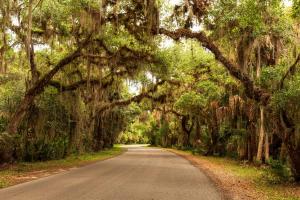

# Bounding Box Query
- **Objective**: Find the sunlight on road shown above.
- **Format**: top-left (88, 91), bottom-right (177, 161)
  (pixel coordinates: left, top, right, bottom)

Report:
top-left (117, 144), bottom-right (150, 148)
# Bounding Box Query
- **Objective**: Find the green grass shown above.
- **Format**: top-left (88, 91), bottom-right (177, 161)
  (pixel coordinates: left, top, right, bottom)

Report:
top-left (0, 146), bottom-right (125, 189)
top-left (169, 149), bottom-right (300, 200)
top-left (204, 157), bottom-right (300, 200)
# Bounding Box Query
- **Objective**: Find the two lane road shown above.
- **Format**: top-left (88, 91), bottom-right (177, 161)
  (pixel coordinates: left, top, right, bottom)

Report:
top-left (0, 146), bottom-right (222, 200)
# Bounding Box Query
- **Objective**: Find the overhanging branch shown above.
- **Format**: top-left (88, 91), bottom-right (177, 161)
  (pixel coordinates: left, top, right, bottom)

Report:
top-left (96, 79), bottom-right (180, 114)
top-left (48, 70), bottom-right (129, 92)
top-left (279, 54), bottom-right (300, 89)
top-left (159, 28), bottom-right (271, 105)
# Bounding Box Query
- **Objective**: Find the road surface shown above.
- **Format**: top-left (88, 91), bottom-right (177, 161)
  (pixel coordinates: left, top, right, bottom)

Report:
top-left (0, 145), bottom-right (222, 200)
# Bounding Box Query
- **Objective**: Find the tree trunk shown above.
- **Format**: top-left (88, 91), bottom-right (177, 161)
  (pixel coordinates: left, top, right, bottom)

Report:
top-left (206, 126), bottom-right (218, 156)
top-left (27, 0), bottom-right (39, 84)
top-left (279, 110), bottom-right (300, 181)
top-left (194, 118), bottom-right (201, 147)
top-left (0, 27), bottom-right (8, 74)
top-left (5, 49), bottom-right (82, 134)
top-left (0, 51), bottom-right (4, 74)
top-left (67, 92), bottom-right (81, 154)
top-left (181, 115), bottom-right (193, 147)
top-left (265, 131), bottom-right (270, 162)
top-left (256, 44), bottom-right (261, 78)
top-left (246, 121), bottom-right (256, 162)
top-left (280, 142), bottom-right (287, 161)
top-left (6, 94), bottom-right (36, 134)
top-left (237, 32), bottom-right (254, 74)
top-left (288, 147), bottom-right (300, 182)
top-left (256, 106), bottom-right (265, 162)
top-left (247, 134), bottom-right (252, 161)
top-left (93, 115), bottom-right (104, 151)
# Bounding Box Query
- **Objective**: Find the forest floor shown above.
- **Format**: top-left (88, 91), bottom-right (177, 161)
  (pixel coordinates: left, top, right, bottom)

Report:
top-left (0, 146), bottom-right (125, 189)
top-left (167, 148), bottom-right (300, 200)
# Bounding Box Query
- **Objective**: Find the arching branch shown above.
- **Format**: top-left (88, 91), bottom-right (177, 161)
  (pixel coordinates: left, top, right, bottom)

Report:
top-left (96, 80), bottom-right (180, 114)
top-left (49, 79), bottom-right (110, 92)
top-left (279, 54), bottom-right (300, 89)
top-left (48, 69), bottom-right (129, 92)
top-left (159, 28), bottom-right (271, 105)
top-left (6, 38), bottom-right (90, 134)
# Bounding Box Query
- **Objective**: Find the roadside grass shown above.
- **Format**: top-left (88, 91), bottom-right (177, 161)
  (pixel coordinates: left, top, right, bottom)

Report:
top-left (167, 149), bottom-right (300, 200)
top-left (202, 156), bottom-right (299, 200)
top-left (0, 146), bottom-right (125, 189)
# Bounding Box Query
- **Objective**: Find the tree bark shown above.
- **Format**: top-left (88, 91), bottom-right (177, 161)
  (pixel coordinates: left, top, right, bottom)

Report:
top-left (237, 32), bottom-right (254, 74)
top-left (256, 106), bottom-right (265, 162)
top-left (280, 110), bottom-right (300, 181)
top-left (27, 0), bottom-right (39, 83)
top-left (256, 44), bottom-right (261, 78)
top-left (265, 130), bottom-right (270, 162)
top-left (181, 115), bottom-right (194, 147)
top-left (194, 118), bottom-right (201, 147)
top-left (288, 147), bottom-right (300, 182)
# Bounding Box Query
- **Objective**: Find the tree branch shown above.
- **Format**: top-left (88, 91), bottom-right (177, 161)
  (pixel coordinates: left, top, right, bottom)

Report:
top-left (279, 54), bottom-right (300, 89)
top-left (96, 80), bottom-right (180, 114)
top-left (155, 107), bottom-right (185, 117)
top-left (159, 28), bottom-right (271, 105)
top-left (48, 69), bottom-right (129, 92)
top-left (49, 79), bottom-right (108, 92)
top-left (6, 41), bottom-right (88, 134)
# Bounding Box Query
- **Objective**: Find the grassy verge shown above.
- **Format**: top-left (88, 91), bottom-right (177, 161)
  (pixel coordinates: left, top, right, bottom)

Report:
top-left (0, 146), bottom-right (125, 189)
top-left (166, 148), bottom-right (300, 200)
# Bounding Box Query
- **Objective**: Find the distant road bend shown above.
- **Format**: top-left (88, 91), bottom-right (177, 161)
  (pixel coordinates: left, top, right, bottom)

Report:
top-left (0, 145), bottom-right (222, 200)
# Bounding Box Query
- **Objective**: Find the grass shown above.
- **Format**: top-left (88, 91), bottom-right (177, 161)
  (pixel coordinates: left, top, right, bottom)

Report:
top-left (203, 157), bottom-right (299, 200)
top-left (168, 149), bottom-right (300, 200)
top-left (0, 146), bottom-right (125, 189)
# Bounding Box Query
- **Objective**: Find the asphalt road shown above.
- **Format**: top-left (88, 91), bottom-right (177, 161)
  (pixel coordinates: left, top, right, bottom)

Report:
top-left (0, 145), bottom-right (222, 200)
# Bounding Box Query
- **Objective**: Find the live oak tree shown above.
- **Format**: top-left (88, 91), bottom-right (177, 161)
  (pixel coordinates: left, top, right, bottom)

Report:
top-left (155, 0), bottom-right (300, 180)
top-left (0, 0), bottom-right (173, 161)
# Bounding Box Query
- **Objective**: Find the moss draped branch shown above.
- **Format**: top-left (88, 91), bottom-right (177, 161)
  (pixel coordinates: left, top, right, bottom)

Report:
top-left (6, 40), bottom-right (88, 134)
top-left (158, 28), bottom-right (271, 105)
top-left (95, 80), bottom-right (180, 114)
top-left (279, 54), bottom-right (300, 89)
top-left (49, 70), bottom-right (129, 92)
top-left (49, 79), bottom-right (109, 92)
top-left (155, 107), bottom-right (185, 117)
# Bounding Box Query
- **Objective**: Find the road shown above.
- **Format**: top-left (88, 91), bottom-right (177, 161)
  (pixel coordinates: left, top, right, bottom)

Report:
top-left (0, 145), bottom-right (222, 200)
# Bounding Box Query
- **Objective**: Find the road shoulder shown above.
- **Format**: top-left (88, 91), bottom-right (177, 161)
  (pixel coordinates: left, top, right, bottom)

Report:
top-left (165, 148), bottom-right (300, 200)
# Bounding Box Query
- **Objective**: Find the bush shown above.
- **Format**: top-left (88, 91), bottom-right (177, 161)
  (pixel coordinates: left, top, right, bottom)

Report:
top-left (0, 132), bottom-right (16, 163)
top-left (22, 136), bottom-right (68, 161)
top-left (265, 159), bottom-right (293, 183)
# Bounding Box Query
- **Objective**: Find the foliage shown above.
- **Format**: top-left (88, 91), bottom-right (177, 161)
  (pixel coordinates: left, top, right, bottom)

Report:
top-left (292, 0), bottom-right (300, 19)
top-left (0, 0), bottom-right (300, 184)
